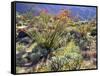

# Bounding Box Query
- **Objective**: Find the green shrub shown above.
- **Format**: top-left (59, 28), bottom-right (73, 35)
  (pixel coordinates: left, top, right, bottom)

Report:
top-left (51, 40), bottom-right (83, 70)
top-left (16, 43), bottom-right (24, 52)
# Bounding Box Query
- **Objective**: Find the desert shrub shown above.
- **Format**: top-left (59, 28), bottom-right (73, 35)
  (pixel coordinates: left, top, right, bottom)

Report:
top-left (63, 40), bottom-right (83, 70)
top-left (16, 43), bottom-right (25, 52)
top-left (64, 53), bottom-right (82, 70)
top-left (78, 24), bottom-right (91, 38)
top-left (49, 56), bottom-right (65, 71)
top-left (90, 28), bottom-right (96, 37)
top-left (27, 16), bottom-right (67, 50)
top-left (51, 40), bottom-right (83, 71)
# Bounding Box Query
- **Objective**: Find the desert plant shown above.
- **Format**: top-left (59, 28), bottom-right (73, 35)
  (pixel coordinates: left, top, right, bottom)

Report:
top-left (51, 40), bottom-right (83, 70)
top-left (16, 43), bottom-right (25, 52)
top-left (27, 17), bottom-right (67, 49)
top-left (50, 56), bottom-right (65, 71)
top-left (63, 41), bottom-right (83, 70)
